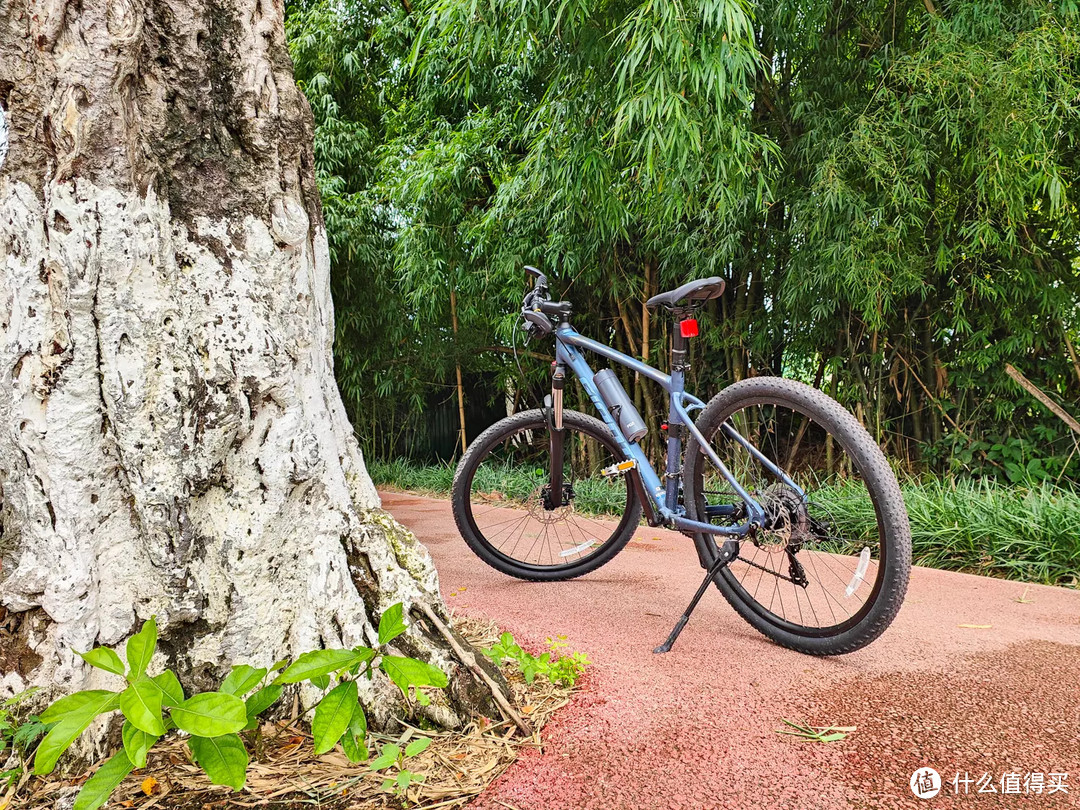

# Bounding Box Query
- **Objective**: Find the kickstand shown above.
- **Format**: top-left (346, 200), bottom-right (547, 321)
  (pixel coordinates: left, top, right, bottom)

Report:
top-left (654, 540), bottom-right (739, 654)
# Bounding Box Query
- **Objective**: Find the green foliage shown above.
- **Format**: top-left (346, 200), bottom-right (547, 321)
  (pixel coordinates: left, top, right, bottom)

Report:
top-left (274, 649), bottom-right (372, 685)
top-left (311, 681), bottom-right (358, 755)
top-left (75, 648), bottom-right (124, 677)
top-left (369, 737), bottom-right (431, 799)
top-left (36, 691), bottom-right (121, 775)
top-left (286, 0), bottom-right (1080, 481)
top-left (0, 689), bottom-right (49, 788)
top-left (170, 693), bottom-right (247, 738)
top-left (369, 457), bottom-right (630, 517)
top-left (814, 478), bottom-right (1080, 586)
top-left (72, 749), bottom-right (134, 810)
top-left (484, 632), bottom-right (590, 687)
top-left (120, 679), bottom-right (167, 737)
top-left (125, 618), bottom-right (156, 681)
top-left (31, 604), bottom-right (449, 809)
top-left (188, 734), bottom-right (248, 791)
top-left (121, 722), bottom-right (157, 770)
top-left (378, 602), bottom-right (407, 645)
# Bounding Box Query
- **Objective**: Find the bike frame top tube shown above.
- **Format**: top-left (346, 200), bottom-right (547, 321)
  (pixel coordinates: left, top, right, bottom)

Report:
top-left (553, 322), bottom-right (781, 536)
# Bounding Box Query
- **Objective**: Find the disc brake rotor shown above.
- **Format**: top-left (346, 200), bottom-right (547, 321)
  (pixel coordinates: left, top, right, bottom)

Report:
top-left (527, 485), bottom-right (576, 523)
top-left (755, 484), bottom-right (810, 551)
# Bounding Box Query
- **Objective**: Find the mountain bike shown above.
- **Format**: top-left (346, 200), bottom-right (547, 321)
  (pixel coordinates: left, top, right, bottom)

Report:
top-left (451, 267), bottom-right (911, 655)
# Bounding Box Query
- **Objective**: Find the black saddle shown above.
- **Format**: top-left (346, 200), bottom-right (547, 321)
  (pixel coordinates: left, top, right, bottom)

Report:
top-left (645, 276), bottom-right (726, 310)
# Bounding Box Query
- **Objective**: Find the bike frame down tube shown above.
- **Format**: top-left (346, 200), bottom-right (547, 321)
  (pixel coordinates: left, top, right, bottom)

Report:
top-left (553, 323), bottom-right (767, 536)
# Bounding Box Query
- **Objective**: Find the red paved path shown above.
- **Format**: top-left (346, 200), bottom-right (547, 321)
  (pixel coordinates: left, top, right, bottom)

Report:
top-left (381, 491), bottom-right (1080, 810)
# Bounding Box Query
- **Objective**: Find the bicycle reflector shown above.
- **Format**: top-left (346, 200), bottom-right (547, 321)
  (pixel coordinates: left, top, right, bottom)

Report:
top-left (680, 318), bottom-right (699, 338)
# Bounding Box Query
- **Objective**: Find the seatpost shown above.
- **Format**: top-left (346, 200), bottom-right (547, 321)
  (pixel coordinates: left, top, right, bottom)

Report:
top-left (664, 309), bottom-right (692, 509)
top-left (670, 313), bottom-right (690, 372)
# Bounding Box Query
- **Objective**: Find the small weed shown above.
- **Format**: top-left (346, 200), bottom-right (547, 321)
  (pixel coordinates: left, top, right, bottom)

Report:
top-left (484, 632), bottom-right (589, 687)
top-left (27, 603), bottom-right (447, 810)
top-left (369, 737), bottom-right (431, 802)
top-left (0, 688), bottom-right (49, 789)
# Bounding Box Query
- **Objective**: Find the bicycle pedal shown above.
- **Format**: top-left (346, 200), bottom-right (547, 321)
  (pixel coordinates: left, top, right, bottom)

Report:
top-left (600, 459), bottom-right (637, 478)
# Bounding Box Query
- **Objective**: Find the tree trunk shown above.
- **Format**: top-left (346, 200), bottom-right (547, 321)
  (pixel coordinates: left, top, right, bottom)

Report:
top-left (0, 0), bottom-right (503, 758)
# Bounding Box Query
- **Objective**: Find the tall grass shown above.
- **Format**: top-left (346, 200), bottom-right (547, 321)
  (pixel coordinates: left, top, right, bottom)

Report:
top-left (814, 478), bottom-right (1080, 586)
top-left (370, 458), bottom-right (629, 516)
top-left (370, 460), bottom-right (1080, 587)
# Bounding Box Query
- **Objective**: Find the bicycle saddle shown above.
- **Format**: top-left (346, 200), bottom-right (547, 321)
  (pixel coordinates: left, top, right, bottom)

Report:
top-left (645, 277), bottom-right (726, 310)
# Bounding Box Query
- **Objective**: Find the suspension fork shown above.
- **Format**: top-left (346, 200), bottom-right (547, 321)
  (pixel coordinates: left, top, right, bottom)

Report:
top-left (545, 362), bottom-right (566, 509)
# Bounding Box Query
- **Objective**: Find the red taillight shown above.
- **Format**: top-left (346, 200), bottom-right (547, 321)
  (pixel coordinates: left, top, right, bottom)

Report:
top-left (680, 318), bottom-right (699, 338)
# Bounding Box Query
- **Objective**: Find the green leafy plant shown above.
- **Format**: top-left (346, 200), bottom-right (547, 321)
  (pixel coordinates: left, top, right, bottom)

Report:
top-left (369, 736), bottom-right (432, 800)
top-left (31, 603), bottom-right (448, 810)
top-left (0, 688), bottom-right (49, 789)
top-left (483, 632), bottom-right (589, 687)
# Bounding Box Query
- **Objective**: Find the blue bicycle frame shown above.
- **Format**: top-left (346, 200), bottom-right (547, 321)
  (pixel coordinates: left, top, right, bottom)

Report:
top-left (553, 322), bottom-right (804, 538)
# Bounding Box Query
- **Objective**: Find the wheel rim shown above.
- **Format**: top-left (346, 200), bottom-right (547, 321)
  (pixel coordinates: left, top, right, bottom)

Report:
top-left (462, 416), bottom-right (635, 573)
top-left (695, 400), bottom-right (888, 637)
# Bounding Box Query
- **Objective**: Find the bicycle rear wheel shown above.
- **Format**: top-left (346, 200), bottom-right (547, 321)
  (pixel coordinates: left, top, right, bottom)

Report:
top-left (684, 377), bottom-right (911, 655)
top-left (451, 409), bottom-right (641, 581)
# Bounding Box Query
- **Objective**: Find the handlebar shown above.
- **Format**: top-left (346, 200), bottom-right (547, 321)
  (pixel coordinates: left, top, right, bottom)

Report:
top-left (520, 266), bottom-right (570, 339)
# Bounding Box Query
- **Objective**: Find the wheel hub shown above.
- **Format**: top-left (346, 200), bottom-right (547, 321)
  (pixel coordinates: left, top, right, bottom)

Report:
top-left (755, 484), bottom-right (810, 550)
top-left (531, 484), bottom-right (575, 522)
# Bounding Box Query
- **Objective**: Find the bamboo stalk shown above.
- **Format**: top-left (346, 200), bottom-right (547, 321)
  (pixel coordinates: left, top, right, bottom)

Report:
top-left (1061, 321), bottom-right (1080, 390)
top-left (615, 299), bottom-right (639, 358)
top-left (1005, 364), bottom-right (1080, 436)
top-left (450, 284), bottom-right (467, 454)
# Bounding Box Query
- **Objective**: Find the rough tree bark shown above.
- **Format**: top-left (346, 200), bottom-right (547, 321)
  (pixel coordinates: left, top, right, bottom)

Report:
top-left (0, 0), bottom-right (507, 759)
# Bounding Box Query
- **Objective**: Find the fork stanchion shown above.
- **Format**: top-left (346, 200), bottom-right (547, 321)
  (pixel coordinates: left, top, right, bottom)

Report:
top-left (545, 366), bottom-right (566, 509)
top-left (654, 539), bottom-right (740, 654)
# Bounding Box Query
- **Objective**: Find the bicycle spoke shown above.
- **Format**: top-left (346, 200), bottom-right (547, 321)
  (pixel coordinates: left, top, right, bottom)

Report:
top-left (696, 398), bottom-right (888, 633)
top-left (462, 414), bottom-right (636, 572)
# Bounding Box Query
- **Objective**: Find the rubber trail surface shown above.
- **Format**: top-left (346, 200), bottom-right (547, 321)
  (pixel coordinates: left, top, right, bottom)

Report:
top-left (382, 491), bottom-right (1080, 810)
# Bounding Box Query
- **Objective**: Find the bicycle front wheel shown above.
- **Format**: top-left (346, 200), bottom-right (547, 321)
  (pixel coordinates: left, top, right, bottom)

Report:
top-left (451, 409), bottom-right (642, 581)
top-left (684, 377), bottom-right (911, 655)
